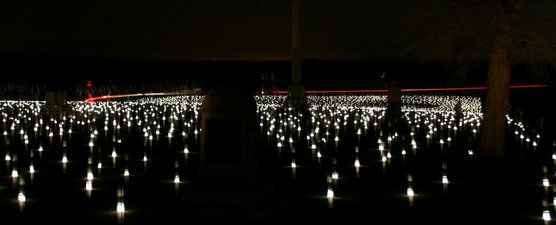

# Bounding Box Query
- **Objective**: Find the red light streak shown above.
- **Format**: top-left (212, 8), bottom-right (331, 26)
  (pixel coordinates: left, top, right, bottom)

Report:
top-left (84, 84), bottom-right (548, 102)
top-left (85, 93), bottom-right (152, 103)
top-left (84, 92), bottom-right (187, 102)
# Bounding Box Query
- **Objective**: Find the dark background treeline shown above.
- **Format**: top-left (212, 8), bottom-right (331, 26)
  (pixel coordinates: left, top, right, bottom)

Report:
top-left (0, 54), bottom-right (552, 101)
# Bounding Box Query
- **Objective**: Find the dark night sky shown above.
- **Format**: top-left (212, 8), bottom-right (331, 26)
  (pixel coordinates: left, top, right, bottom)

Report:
top-left (0, 0), bottom-right (418, 60)
top-left (1, 0), bottom-right (555, 61)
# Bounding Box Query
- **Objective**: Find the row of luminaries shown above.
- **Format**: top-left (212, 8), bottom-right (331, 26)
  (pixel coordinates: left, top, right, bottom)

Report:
top-left (0, 95), bottom-right (552, 223)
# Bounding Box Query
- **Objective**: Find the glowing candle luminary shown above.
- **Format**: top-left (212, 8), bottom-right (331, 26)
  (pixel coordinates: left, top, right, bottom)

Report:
top-left (123, 169), bottom-right (130, 183)
top-left (116, 201), bottom-right (125, 223)
top-left (87, 170), bottom-right (94, 180)
top-left (62, 155), bottom-right (68, 172)
top-left (354, 159), bottom-right (361, 177)
top-left (326, 187), bottom-right (334, 208)
top-left (18, 191), bottom-right (26, 212)
top-left (291, 160), bottom-right (297, 178)
top-left (407, 187), bottom-right (415, 206)
top-left (331, 171), bottom-right (339, 181)
top-left (86, 180), bottom-right (93, 198)
top-left (442, 175), bottom-right (449, 190)
top-left (543, 210), bottom-right (551, 222)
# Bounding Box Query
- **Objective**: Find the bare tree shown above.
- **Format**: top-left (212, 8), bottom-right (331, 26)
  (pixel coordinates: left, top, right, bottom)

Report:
top-left (402, 0), bottom-right (556, 156)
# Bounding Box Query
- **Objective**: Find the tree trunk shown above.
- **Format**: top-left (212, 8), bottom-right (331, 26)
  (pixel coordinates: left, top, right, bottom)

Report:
top-left (480, 25), bottom-right (512, 157)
